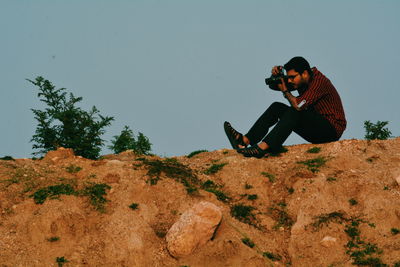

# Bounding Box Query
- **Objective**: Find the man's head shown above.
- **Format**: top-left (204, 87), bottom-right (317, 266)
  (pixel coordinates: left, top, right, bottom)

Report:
top-left (284, 56), bottom-right (312, 89)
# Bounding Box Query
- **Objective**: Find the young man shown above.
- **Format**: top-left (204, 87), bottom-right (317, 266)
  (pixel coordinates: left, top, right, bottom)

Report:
top-left (224, 56), bottom-right (346, 158)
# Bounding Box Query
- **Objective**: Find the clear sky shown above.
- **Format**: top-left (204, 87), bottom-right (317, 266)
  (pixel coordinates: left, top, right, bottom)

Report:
top-left (1, 0), bottom-right (399, 158)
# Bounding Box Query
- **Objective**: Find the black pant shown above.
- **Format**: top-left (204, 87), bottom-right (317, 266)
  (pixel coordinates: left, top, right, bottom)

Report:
top-left (245, 102), bottom-right (338, 151)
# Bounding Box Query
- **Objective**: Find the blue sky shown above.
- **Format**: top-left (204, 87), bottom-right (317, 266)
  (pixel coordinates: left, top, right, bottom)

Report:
top-left (1, 1), bottom-right (399, 158)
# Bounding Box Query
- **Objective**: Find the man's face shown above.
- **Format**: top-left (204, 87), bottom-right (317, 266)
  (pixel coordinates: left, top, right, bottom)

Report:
top-left (286, 69), bottom-right (308, 89)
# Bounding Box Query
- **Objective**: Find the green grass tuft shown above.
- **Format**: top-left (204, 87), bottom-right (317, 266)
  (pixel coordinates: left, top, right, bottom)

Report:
top-left (268, 202), bottom-right (294, 229)
top-left (262, 252), bottom-right (282, 261)
top-left (307, 147), bottom-right (321, 153)
top-left (297, 156), bottom-right (328, 173)
top-left (349, 198), bottom-right (358, 206)
top-left (247, 194), bottom-right (258, 200)
top-left (66, 164), bottom-right (82, 173)
top-left (129, 203), bottom-right (139, 210)
top-left (391, 228), bottom-right (400, 235)
top-left (141, 158), bottom-right (200, 194)
top-left (56, 256), bottom-right (68, 267)
top-left (201, 180), bottom-right (230, 202)
top-left (231, 204), bottom-right (255, 225)
top-left (47, 236), bottom-right (60, 242)
top-left (261, 172), bottom-right (276, 183)
top-left (81, 183), bottom-right (111, 212)
top-left (204, 163), bottom-right (227, 175)
top-left (30, 184), bottom-right (77, 204)
top-left (187, 149), bottom-right (208, 158)
top-left (241, 237), bottom-right (255, 248)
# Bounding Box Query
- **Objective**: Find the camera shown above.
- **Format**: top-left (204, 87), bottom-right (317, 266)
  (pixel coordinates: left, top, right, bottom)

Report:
top-left (265, 68), bottom-right (288, 86)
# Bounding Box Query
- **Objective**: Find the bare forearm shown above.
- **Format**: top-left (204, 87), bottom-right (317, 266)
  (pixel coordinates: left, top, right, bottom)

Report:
top-left (278, 77), bottom-right (300, 110)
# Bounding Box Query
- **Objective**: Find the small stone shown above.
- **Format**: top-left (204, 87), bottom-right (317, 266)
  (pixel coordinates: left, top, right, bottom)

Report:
top-left (166, 201), bottom-right (222, 258)
top-left (320, 236), bottom-right (337, 247)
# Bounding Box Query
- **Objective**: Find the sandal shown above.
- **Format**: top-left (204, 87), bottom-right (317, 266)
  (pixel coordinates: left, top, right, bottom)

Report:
top-left (237, 145), bottom-right (268, 159)
top-left (224, 121), bottom-right (247, 149)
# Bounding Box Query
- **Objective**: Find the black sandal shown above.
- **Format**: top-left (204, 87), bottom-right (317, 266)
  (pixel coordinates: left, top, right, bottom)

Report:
top-left (237, 145), bottom-right (268, 158)
top-left (224, 121), bottom-right (247, 149)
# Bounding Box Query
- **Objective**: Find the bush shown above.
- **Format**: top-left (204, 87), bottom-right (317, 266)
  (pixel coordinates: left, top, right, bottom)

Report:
top-left (364, 120), bottom-right (391, 140)
top-left (109, 126), bottom-right (151, 155)
top-left (28, 77), bottom-right (114, 159)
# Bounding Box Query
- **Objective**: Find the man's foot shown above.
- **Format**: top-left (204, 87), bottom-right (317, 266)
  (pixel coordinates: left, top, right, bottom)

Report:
top-left (224, 121), bottom-right (247, 149)
top-left (237, 145), bottom-right (268, 159)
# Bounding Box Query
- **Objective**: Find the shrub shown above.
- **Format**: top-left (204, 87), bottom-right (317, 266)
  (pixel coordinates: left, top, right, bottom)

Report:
top-left (364, 120), bottom-right (392, 140)
top-left (109, 126), bottom-right (152, 155)
top-left (28, 77), bottom-right (114, 159)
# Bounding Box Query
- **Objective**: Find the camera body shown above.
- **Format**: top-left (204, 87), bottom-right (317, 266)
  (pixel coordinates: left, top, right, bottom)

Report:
top-left (265, 68), bottom-right (288, 86)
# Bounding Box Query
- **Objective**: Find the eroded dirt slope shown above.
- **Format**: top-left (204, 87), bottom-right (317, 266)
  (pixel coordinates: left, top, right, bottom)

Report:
top-left (1, 138), bottom-right (400, 266)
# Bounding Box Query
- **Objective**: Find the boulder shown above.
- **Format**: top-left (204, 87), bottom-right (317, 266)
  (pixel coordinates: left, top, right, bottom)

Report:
top-left (166, 201), bottom-right (222, 258)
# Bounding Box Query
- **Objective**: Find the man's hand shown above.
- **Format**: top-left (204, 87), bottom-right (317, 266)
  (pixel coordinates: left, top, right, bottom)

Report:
top-left (279, 77), bottom-right (288, 92)
top-left (271, 66), bottom-right (285, 91)
top-left (271, 65), bottom-right (283, 76)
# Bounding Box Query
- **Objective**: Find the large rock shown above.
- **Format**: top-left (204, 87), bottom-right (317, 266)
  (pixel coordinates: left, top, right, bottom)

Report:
top-left (166, 201), bottom-right (222, 258)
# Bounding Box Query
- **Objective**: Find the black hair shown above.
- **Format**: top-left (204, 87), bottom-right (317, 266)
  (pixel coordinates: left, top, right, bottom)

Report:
top-left (284, 56), bottom-right (312, 75)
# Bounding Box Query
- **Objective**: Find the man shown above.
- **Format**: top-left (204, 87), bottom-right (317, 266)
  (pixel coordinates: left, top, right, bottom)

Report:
top-left (224, 56), bottom-right (346, 158)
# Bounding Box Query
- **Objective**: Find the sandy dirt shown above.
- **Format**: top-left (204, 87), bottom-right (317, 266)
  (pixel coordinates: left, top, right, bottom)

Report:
top-left (0, 138), bottom-right (400, 267)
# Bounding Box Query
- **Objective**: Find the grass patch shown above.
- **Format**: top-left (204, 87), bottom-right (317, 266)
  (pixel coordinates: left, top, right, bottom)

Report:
top-left (129, 203), bottom-right (139, 210)
top-left (65, 164), bottom-right (82, 173)
top-left (204, 162), bottom-right (227, 175)
top-left (262, 252), bottom-right (282, 261)
top-left (349, 198), bottom-right (358, 206)
top-left (186, 149), bottom-right (208, 158)
top-left (261, 172), bottom-right (276, 183)
top-left (311, 211), bottom-right (347, 230)
top-left (31, 182), bottom-right (111, 212)
top-left (140, 158), bottom-right (200, 194)
top-left (81, 183), bottom-right (111, 212)
top-left (231, 204), bottom-right (256, 225)
top-left (201, 180), bottom-right (230, 202)
top-left (47, 236), bottom-right (60, 242)
top-left (297, 156), bottom-right (328, 173)
top-left (56, 257), bottom-right (68, 267)
top-left (268, 202), bottom-right (294, 230)
top-left (244, 183), bottom-right (253, 189)
top-left (241, 237), bottom-right (255, 248)
top-left (307, 147), bottom-right (321, 153)
top-left (391, 228), bottom-right (400, 235)
top-left (247, 194), bottom-right (258, 200)
top-left (326, 177), bottom-right (337, 182)
top-left (310, 212), bottom-right (387, 265)
top-left (30, 184), bottom-right (77, 204)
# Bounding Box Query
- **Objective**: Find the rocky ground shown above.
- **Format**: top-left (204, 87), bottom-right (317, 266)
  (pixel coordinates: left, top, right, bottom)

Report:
top-left (0, 138), bottom-right (400, 267)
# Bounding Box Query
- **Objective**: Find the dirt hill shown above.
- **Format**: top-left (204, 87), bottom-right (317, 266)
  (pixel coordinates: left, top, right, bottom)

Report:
top-left (1, 138), bottom-right (400, 267)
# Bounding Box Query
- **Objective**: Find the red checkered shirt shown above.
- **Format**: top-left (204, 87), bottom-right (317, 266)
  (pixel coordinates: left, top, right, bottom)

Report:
top-left (296, 67), bottom-right (346, 138)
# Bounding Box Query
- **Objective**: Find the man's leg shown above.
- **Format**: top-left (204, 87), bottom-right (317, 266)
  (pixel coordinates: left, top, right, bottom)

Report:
top-left (245, 102), bottom-right (290, 145)
top-left (263, 107), bottom-right (337, 151)
top-left (293, 109), bottom-right (338, 144)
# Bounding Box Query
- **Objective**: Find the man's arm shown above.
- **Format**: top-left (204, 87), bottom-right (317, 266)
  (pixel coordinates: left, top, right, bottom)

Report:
top-left (279, 78), bottom-right (300, 110)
